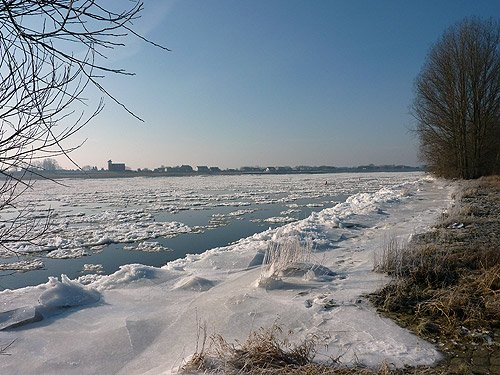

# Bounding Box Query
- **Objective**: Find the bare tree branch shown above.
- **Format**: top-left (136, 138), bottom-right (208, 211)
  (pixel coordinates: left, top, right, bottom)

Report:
top-left (0, 1), bottom-right (168, 253)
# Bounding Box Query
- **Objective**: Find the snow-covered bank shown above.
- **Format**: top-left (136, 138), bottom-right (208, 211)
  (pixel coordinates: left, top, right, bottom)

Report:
top-left (0, 176), bottom-right (454, 374)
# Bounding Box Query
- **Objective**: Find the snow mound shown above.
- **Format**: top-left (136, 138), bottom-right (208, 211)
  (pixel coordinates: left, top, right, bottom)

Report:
top-left (38, 275), bottom-right (100, 309)
top-left (91, 264), bottom-right (175, 291)
top-left (0, 275), bottom-right (100, 330)
top-left (173, 276), bottom-right (215, 292)
top-left (254, 275), bottom-right (284, 289)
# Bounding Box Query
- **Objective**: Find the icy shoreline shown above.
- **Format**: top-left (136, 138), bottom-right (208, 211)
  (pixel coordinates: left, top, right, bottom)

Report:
top-left (0, 176), bottom-right (454, 374)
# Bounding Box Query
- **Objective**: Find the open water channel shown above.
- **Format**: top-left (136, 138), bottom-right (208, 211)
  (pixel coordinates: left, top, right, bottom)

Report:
top-left (0, 172), bottom-right (423, 289)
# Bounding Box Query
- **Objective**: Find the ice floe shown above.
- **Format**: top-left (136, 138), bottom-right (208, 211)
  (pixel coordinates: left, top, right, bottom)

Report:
top-left (0, 259), bottom-right (44, 272)
top-left (82, 264), bottom-right (104, 274)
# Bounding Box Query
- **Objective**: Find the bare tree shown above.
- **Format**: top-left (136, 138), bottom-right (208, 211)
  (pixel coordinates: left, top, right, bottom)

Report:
top-left (0, 1), bottom-right (167, 253)
top-left (412, 17), bottom-right (500, 179)
top-left (31, 158), bottom-right (61, 171)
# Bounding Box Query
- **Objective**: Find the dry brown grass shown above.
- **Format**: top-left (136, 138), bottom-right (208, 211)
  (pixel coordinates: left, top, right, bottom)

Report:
top-left (180, 324), bottom-right (442, 374)
top-left (373, 244), bottom-right (499, 336)
top-left (181, 325), bottom-right (318, 374)
top-left (417, 264), bottom-right (500, 330)
top-left (373, 235), bottom-right (407, 277)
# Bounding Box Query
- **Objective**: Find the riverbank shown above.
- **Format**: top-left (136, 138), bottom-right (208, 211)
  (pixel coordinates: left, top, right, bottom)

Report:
top-left (370, 176), bottom-right (499, 374)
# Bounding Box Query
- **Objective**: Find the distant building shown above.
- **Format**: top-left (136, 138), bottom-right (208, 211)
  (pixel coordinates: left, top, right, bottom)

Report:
top-left (295, 166), bottom-right (315, 171)
top-left (108, 160), bottom-right (126, 172)
top-left (196, 166), bottom-right (210, 173)
top-left (209, 166), bottom-right (221, 173)
top-left (179, 165), bottom-right (193, 173)
top-left (240, 166), bottom-right (264, 173)
top-left (166, 165), bottom-right (194, 173)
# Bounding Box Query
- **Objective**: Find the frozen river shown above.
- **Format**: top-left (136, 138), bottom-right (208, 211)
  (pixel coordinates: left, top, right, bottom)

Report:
top-left (1, 172), bottom-right (423, 290)
top-left (0, 171), bottom-right (454, 373)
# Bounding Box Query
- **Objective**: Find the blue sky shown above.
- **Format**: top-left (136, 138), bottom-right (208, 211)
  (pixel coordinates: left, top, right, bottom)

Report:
top-left (63, 0), bottom-right (500, 170)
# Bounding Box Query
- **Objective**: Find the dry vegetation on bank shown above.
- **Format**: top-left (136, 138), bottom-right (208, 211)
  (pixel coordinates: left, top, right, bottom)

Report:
top-left (371, 176), bottom-right (499, 374)
top-left (181, 323), bottom-right (440, 375)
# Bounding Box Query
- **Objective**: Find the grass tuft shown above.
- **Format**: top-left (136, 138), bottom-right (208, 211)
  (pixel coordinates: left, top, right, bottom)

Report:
top-left (256, 237), bottom-right (313, 288)
top-left (181, 324), bottom-right (319, 374)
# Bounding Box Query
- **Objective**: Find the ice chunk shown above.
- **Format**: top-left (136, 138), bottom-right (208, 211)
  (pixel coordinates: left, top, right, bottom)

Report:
top-left (134, 241), bottom-right (171, 252)
top-left (0, 306), bottom-right (43, 330)
top-left (247, 250), bottom-right (266, 268)
top-left (0, 259), bottom-right (44, 272)
top-left (278, 262), bottom-right (336, 279)
top-left (263, 216), bottom-right (296, 223)
top-left (82, 264), bottom-right (104, 274)
top-left (46, 248), bottom-right (88, 259)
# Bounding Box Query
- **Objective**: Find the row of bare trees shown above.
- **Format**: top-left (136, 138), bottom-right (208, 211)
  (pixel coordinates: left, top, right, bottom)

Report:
top-left (413, 17), bottom-right (500, 179)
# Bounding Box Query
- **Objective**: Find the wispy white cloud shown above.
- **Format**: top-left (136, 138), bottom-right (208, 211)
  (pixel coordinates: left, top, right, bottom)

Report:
top-left (100, 0), bottom-right (177, 63)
